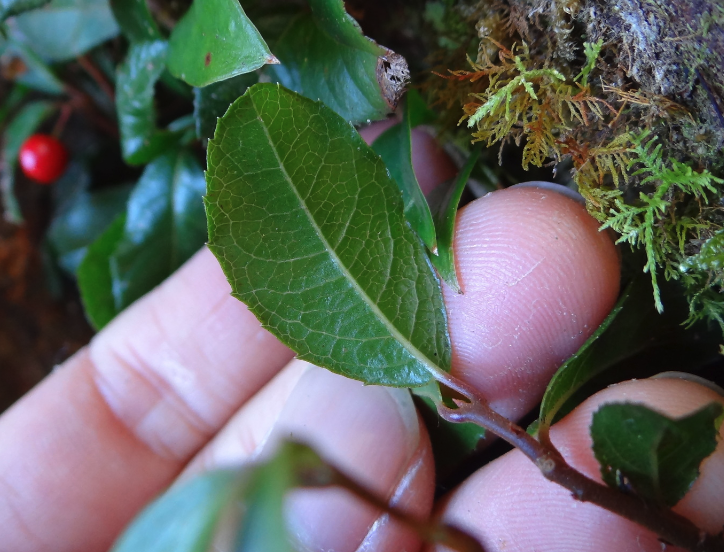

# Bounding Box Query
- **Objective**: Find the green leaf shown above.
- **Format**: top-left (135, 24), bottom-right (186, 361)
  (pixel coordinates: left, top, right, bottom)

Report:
top-left (77, 148), bottom-right (206, 330)
top-left (109, 0), bottom-right (161, 42)
top-left (591, 401), bottom-right (724, 507)
top-left (116, 40), bottom-right (178, 165)
top-left (2, 39), bottom-right (65, 95)
top-left (371, 98), bottom-right (436, 251)
top-left (406, 88), bottom-right (436, 128)
top-left (0, 100), bottom-right (54, 223)
top-left (166, 0), bottom-right (275, 87)
top-left (12, 0), bottom-right (119, 62)
top-left (428, 145), bottom-right (481, 292)
top-left (206, 83), bottom-right (450, 387)
top-left (193, 72), bottom-right (257, 142)
top-left (111, 442), bottom-right (321, 552)
top-left (0, 0), bottom-right (48, 22)
top-left (265, 0), bottom-right (408, 124)
top-left (47, 184), bottom-right (133, 274)
top-left (77, 214), bottom-right (126, 330)
top-left (111, 469), bottom-right (242, 552)
top-left (538, 276), bottom-right (667, 432)
top-left (109, 147), bottom-right (207, 310)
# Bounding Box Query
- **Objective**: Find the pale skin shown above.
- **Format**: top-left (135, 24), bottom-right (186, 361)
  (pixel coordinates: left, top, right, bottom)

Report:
top-left (0, 124), bottom-right (722, 552)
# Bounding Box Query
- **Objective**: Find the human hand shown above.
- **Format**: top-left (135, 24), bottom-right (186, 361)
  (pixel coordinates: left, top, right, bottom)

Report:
top-left (0, 125), bottom-right (721, 552)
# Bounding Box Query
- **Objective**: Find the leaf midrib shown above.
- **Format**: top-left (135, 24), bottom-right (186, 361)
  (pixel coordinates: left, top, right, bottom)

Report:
top-left (248, 92), bottom-right (444, 382)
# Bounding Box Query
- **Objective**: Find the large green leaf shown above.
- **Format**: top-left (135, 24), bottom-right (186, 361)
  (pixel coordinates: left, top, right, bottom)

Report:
top-left (166, 0), bottom-right (275, 87)
top-left (0, 0), bottom-right (48, 21)
top-left (265, 0), bottom-right (408, 124)
top-left (371, 97), bottom-right (436, 251)
top-left (206, 84), bottom-right (450, 387)
top-left (47, 184), bottom-right (133, 274)
top-left (12, 0), bottom-right (119, 62)
top-left (0, 100), bottom-right (54, 223)
top-left (77, 214), bottom-right (126, 329)
top-left (109, 0), bottom-right (161, 42)
top-left (110, 148), bottom-right (207, 309)
top-left (193, 72), bottom-right (257, 142)
top-left (591, 402), bottom-right (724, 507)
top-left (428, 145), bottom-right (481, 292)
top-left (116, 40), bottom-right (178, 165)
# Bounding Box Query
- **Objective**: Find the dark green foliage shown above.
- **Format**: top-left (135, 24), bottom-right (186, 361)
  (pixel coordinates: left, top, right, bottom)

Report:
top-left (591, 402), bottom-right (724, 507)
top-left (206, 84), bottom-right (451, 387)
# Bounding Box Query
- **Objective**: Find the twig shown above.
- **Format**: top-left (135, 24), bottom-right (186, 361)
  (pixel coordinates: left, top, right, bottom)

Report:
top-left (76, 55), bottom-right (115, 103)
top-left (298, 462), bottom-right (486, 552)
top-left (433, 371), bottom-right (724, 552)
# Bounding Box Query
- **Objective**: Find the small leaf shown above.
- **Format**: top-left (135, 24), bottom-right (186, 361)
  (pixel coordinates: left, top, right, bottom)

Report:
top-left (206, 84), bottom-right (450, 387)
top-left (193, 72), bottom-right (258, 142)
top-left (47, 183), bottom-right (132, 274)
top-left (109, 147), bottom-right (207, 310)
top-left (166, 0), bottom-right (275, 87)
top-left (266, 0), bottom-right (408, 124)
top-left (591, 401), bottom-right (724, 507)
top-left (428, 146), bottom-right (481, 292)
top-left (111, 469), bottom-right (242, 552)
top-left (116, 40), bottom-right (178, 165)
top-left (77, 214), bottom-right (126, 330)
top-left (0, 100), bottom-right (54, 223)
top-left (0, 0), bottom-right (48, 22)
top-left (110, 0), bottom-right (161, 42)
top-left (372, 97), bottom-right (436, 250)
top-left (12, 0), bottom-right (119, 62)
top-left (539, 276), bottom-right (660, 432)
top-left (77, 148), bottom-right (207, 329)
top-left (2, 39), bottom-right (65, 95)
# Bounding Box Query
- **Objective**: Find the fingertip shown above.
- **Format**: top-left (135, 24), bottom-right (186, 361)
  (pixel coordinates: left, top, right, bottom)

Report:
top-left (443, 185), bottom-right (620, 419)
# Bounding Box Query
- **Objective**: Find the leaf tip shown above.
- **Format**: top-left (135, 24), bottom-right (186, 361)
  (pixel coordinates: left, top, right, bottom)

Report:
top-left (266, 54), bottom-right (281, 65)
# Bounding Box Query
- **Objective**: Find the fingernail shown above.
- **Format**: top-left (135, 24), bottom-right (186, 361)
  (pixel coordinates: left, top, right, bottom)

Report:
top-left (511, 181), bottom-right (586, 205)
top-left (650, 371), bottom-right (724, 397)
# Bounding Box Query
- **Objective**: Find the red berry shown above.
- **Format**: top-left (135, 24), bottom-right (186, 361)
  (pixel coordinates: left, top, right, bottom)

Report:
top-left (18, 134), bottom-right (69, 185)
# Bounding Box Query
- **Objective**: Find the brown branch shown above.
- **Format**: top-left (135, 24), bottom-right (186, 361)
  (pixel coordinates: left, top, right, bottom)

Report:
top-left (76, 55), bottom-right (115, 103)
top-left (298, 463), bottom-right (486, 552)
top-left (433, 372), bottom-right (724, 552)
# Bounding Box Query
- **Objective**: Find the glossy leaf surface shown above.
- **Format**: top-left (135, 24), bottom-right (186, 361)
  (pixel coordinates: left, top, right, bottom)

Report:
top-left (0, 100), bottom-right (53, 223)
top-left (77, 148), bottom-right (206, 329)
top-left (167, 0), bottom-right (275, 87)
top-left (77, 214), bottom-right (126, 330)
top-left (110, 148), bottom-right (207, 310)
top-left (266, 0), bottom-right (407, 124)
top-left (109, 0), bottom-right (161, 42)
top-left (372, 99), bottom-right (436, 251)
top-left (591, 402), bottom-right (723, 507)
top-left (428, 146), bottom-right (481, 292)
top-left (116, 40), bottom-right (178, 165)
top-left (193, 72), bottom-right (257, 142)
top-left (12, 0), bottom-right (119, 62)
top-left (206, 84), bottom-right (450, 387)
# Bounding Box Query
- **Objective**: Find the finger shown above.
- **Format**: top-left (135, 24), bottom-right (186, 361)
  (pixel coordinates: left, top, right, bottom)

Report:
top-left (437, 377), bottom-right (724, 552)
top-left (182, 359), bottom-right (434, 552)
top-left (0, 248), bottom-right (295, 552)
top-left (443, 183), bottom-right (620, 419)
top-left (0, 120), bottom-right (455, 552)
